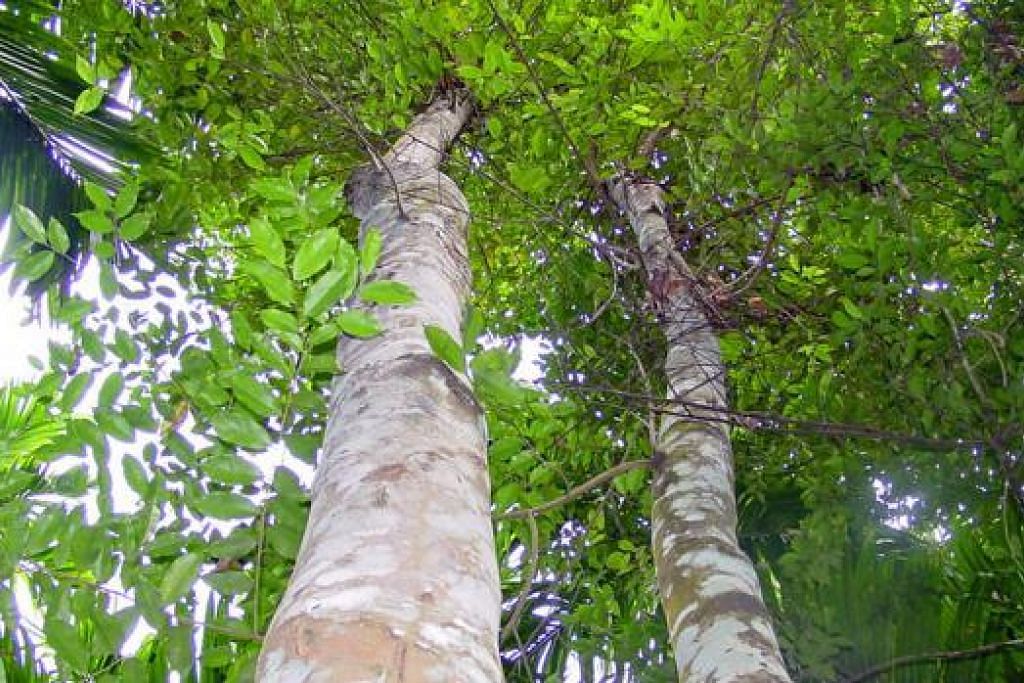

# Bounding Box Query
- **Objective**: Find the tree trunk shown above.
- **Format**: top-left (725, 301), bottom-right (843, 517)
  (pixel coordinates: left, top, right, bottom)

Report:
top-left (607, 177), bottom-right (791, 683)
top-left (258, 93), bottom-right (504, 683)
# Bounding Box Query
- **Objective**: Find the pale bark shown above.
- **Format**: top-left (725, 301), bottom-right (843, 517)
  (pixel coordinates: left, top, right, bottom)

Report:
top-left (258, 93), bottom-right (504, 683)
top-left (607, 177), bottom-right (791, 683)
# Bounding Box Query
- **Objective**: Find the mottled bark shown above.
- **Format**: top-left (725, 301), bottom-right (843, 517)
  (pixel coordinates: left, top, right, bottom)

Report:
top-left (607, 177), bottom-right (791, 683)
top-left (258, 94), bottom-right (504, 683)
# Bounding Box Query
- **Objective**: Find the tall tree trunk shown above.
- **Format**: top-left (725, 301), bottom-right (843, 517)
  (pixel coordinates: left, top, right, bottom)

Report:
top-left (258, 92), bottom-right (504, 683)
top-left (607, 176), bottom-right (791, 683)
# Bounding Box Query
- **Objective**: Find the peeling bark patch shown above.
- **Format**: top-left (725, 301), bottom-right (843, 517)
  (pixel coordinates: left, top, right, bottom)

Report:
top-left (261, 614), bottom-right (497, 683)
top-left (683, 590), bottom-right (772, 633)
top-left (393, 353), bottom-right (481, 418)
top-left (364, 463), bottom-right (411, 483)
top-left (652, 457), bottom-right (732, 502)
top-left (262, 616), bottom-right (401, 681)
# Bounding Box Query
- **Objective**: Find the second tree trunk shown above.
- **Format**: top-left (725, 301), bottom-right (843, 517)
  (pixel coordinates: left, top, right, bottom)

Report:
top-left (608, 176), bottom-right (791, 683)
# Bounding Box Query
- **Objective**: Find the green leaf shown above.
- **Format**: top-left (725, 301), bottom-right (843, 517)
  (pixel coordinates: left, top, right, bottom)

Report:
top-left (308, 322), bottom-right (339, 347)
top-left (192, 491), bottom-right (259, 519)
top-left (303, 269), bottom-right (355, 318)
top-left (337, 310), bottom-right (382, 338)
top-left (61, 373), bottom-right (94, 410)
top-left (424, 324), bottom-right (465, 372)
top-left (75, 55), bottom-right (95, 83)
top-left (260, 308), bottom-right (299, 334)
top-left (841, 297), bottom-right (864, 320)
top-left (211, 409), bottom-right (271, 450)
top-left (835, 252), bottom-right (868, 270)
top-left (98, 372), bottom-right (124, 407)
top-left (606, 551), bottom-right (631, 573)
top-left (250, 178), bottom-right (295, 203)
top-left (45, 619), bottom-right (90, 671)
top-left (240, 259), bottom-right (295, 305)
top-left (75, 209), bottom-right (115, 234)
top-left (119, 213), bottom-right (151, 240)
top-left (82, 181), bottom-right (110, 210)
top-left (99, 261), bottom-right (119, 299)
top-left (96, 409), bottom-right (134, 441)
top-left (203, 570), bottom-right (253, 596)
top-left (202, 454), bottom-right (261, 485)
top-left (159, 553), bottom-right (203, 605)
top-left (360, 228), bottom-right (383, 275)
top-left (301, 352), bottom-right (338, 375)
top-left (291, 155), bottom-right (314, 186)
top-left (13, 205), bottom-right (47, 243)
top-left (47, 218), bottom-right (70, 254)
top-left (335, 237), bottom-right (359, 278)
top-left (358, 280), bottom-right (416, 306)
top-left (230, 374), bottom-right (278, 417)
top-left (207, 19), bottom-right (226, 59)
top-left (122, 455), bottom-right (150, 496)
top-left (268, 522), bottom-right (302, 559)
top-left (462, 304), bottom-right (485, 349)
top-left (14, 251), bottom-right (55, 282)
top-left (74, 86), bottom-right (105, 115)
top-left (114, 183), bottom-right (139, 218)
top-left (238, 145), bottom-right (266, 170)
top-left (113, 329), bottom-right (138, 362)
top-left (293, 229), bottom-right (339, 280)
top-left (249, 218), bottom-right (286, 267)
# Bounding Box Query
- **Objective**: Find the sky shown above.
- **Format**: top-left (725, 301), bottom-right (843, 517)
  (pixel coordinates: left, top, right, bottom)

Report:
top-left (0, 264), bottom-right (60, 382)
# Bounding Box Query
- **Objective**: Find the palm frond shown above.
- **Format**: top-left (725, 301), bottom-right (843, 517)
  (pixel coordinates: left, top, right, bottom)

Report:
top-left (0, 1), bottom-right (155, 296)
top-left (0, 384), bottom-right (64, 469)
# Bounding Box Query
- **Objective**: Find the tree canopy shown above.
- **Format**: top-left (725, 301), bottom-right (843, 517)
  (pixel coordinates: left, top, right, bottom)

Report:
top-left (1, 0), bottom-right (1023, 681)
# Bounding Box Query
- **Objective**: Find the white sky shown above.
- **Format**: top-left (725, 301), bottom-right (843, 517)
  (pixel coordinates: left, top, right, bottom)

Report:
top-left (0, 269), bottom-right (56, 382)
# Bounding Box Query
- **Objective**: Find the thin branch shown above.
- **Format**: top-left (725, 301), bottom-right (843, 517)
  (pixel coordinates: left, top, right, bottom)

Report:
top-left (275, 17), bottom-right (408, 216)
top-left (495, 459), bottom-right (652, 520)
top-left (555, 382), bottom-right (1011, 452)
top-left (21, 561), bottom-right (262, 641)
top-left (729, 172), bottom-right (795, 297)
top-left (750, 1), bottom-right (795, 119)
top-left (842, 638), bottom-right (1024, 683)
top-left (485, 0), bottom-right (602, 193)
top-left (625, 338), bottom-right (658, 447)
top-left (943, 306), bottom-right (993, 408)
top-left (500, 513), bottom-right (540, 643)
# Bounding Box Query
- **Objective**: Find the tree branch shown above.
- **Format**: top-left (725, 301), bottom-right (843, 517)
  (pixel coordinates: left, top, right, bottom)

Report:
top-left (842, 638), bottom-right (1024, 683)
top-left (495, 459), bottom-right (652, 520)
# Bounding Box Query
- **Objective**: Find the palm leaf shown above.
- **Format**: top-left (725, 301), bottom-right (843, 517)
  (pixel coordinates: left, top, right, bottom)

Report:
top-left (0, 384), bottom-right (64, 469)
top-left (0, 1), bottom-right (154, 295)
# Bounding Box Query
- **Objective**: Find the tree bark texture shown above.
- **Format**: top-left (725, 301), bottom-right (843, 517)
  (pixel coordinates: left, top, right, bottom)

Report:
top-left (258, 93), bottom-right (504, 683)
top-left (608, 177), bottom-right (791, 683)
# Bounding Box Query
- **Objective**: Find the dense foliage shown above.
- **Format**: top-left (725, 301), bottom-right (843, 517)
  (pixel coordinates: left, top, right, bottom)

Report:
top-left (1, 0), bottom-right (1023, 681)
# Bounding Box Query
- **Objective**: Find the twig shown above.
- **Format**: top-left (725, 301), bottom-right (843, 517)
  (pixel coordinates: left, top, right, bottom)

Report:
top-left (842, 638), bottom-right (1024, 683)
top-left (943, 307), bottom-right (992, 408)
top-left (495, 460), bottom-right (652, 520)
top-left (750, 2), bottom-right (794, 118)
top-left (729, 172), bottom-right (795, 296)
top-left (500, 513), bottom-right (540, 642)
top-left (275, 15), bottom-right (408, 217)
top-left (485, 0), bottom-right (602, 193)
top-left (253, 507), bottom-right (267, 634)
top-left (578, 244), bottom-right (621, 328)
top-left (625, 339), bottom-right (658, 447)
top-left (20, 561), bottom-right (262, 641)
